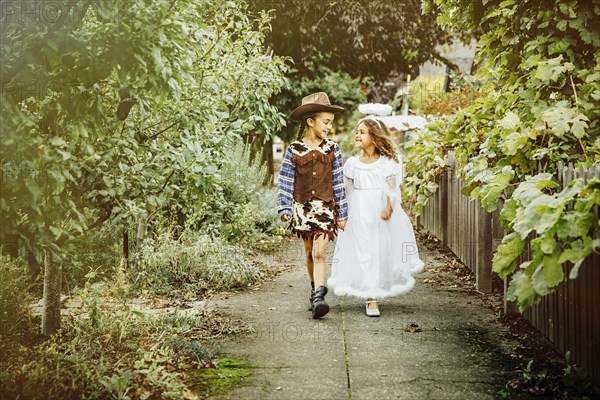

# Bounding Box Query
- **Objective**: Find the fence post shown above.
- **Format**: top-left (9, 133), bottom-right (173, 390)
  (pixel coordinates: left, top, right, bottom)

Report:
top-left (477, 204), bottom-right (493, 293)
top-left (440, 169), bottom-right (449, 249)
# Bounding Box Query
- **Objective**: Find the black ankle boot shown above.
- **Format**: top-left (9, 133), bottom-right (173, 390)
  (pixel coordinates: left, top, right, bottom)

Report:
top-left (308, 282), bottom-right (315, 311)
top-left (311, 286), bottom-right (329, 319)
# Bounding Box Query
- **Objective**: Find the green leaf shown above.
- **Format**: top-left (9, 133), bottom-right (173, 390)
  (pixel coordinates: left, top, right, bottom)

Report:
top-left (501, 130), bottom-right (529, 155)
top-left (543, 251), bottom-right (563, 288)
top-left (49, 225), bottom-right (63, 239)
top-left (534, 55), bottom-right (575, 84)
top-left (539, 236), bottom-right (556, 254)
top-left (49, 136), bottom-right (67, 147)
top-left (500, 198), bottom-right (518, 229)
top-left (556, 214), bottom-right (580, 239)
top-left (512, 173), bottom-right (553, 204)
top-left (534, 204), bottom-right (563, 235)
top-left (535, 178), bottom-right (558, 191)
top-left (57, 150), bottom-right (72, 160)
top-left (492, 233), bottom-right (525, 278)
top-left (558, 236), bottom-right (593, 263)
top-left (548, 40), bottom-right (570, 55)
top-left (25, 179), bottom-right (43, 202)
top-left (102, 176), bottom-right (114, 188)
top-left (481, 174), bottom-right (511, 211)
top-left (531, 264), bottom-right (551, 295)
top-left (508, 271), bottom-right (540, 312)
top-left (571, 115), bottom-right (588, 139)
top-left (498, 111), bottom-right (520, 130)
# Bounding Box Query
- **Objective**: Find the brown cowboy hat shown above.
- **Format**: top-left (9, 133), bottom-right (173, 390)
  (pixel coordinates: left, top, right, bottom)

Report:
top-left (290, 92), bottom-right (344, 122)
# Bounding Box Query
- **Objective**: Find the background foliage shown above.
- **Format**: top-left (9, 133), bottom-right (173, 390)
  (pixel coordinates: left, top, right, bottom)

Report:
top-left (1, 0), bottom-right (286, 254)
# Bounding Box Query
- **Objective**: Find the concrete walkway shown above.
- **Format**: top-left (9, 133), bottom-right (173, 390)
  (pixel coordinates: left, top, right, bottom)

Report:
top-left (210, 237), bottom-right (522, 400)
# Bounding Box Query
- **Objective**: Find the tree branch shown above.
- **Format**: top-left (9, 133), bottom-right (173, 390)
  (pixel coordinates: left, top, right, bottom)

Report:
top-left (57, 205), bottom-right (113, 246)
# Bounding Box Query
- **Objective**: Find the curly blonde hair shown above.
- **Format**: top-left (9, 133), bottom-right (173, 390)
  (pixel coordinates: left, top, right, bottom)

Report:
top-left (357, 117), bottom-right (399, 162)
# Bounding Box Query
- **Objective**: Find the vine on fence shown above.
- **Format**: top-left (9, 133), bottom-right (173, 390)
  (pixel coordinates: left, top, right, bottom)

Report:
top-left (404, 118), bottom-right (449, 215)
top-left (411, 0), bottom-right (600, 310)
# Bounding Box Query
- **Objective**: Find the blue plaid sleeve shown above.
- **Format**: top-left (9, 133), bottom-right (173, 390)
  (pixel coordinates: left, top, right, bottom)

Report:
top-left (333, 144), bottom-right (348, 220)
top-left (277, 146), bottom-right (295, 217)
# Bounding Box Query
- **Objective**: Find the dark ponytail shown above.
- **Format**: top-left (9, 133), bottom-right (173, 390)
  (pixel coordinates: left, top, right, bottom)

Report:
top-left (296, 120), bottom-right (307, 141)
top-left (296, 112), bottom-right (317, 141)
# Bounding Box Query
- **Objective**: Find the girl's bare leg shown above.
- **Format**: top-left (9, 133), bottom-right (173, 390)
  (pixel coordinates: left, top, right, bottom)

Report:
top-left (310, 234), bottom-right (330, 318)
top-left (312, 234), bottom-right (329, 287)
top-left (302, 238), bottom-right (314, 283)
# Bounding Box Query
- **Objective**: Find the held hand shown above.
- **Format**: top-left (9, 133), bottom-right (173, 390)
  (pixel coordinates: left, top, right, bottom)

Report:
top-left (381, 207), bottom-right (392, 221)
top-left (281, 214), bottom-right (291, 222)
top-left (338, 219), bottom-right (347, 231)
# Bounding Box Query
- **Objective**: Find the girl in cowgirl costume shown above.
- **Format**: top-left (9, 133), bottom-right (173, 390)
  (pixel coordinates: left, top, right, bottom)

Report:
top-left (277, 92), bottom-right (348, 319)
top-left (328, 116), bottom-right (424, 317)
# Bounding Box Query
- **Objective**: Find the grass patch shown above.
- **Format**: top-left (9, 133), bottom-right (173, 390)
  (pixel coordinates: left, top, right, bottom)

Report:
top-left (185, 358), bottom-right (252, 399)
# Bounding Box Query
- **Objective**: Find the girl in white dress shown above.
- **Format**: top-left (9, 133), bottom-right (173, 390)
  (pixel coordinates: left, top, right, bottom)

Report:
top-left (328, 117), bottom-right (424, 317)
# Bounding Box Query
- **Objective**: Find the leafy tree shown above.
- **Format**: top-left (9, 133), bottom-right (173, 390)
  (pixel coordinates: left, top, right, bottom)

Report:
top-left (419, 0), bottom-right (600, 310)
top-left (248, 0), bottom-right (461, 109)
top-left (1, 0), bottom-right (286, 334)
top-left (251, 0), bottom-right (458, 79)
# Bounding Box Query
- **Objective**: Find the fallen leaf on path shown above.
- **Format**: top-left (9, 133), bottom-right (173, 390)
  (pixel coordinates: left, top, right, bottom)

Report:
top-left (404, 323), bottom-right (422, 333)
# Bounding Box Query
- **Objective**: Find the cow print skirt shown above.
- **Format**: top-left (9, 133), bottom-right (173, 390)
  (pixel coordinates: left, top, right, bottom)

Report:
top-left (289, 198), bottom-right (339, 241)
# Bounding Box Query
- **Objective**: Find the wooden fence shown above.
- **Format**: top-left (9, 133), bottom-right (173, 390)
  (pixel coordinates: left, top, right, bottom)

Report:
top-left (418, 151), bottom-right (600, 385)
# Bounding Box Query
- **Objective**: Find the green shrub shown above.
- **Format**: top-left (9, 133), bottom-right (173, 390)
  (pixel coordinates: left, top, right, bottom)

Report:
top-left (61, 225), bottom-right (123, 290)
top-left (0, 255), bottom-right (33, 336)
top-left (137, 234), bottom-right (261, 295)
top-left (250, 187), bottom-right (287, 236)
top-left (187, 140), bottom-right (284, 242)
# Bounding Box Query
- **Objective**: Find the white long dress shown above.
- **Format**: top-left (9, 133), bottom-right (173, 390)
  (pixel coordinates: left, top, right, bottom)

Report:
top-left (328, 154), bottom-right (424, 299)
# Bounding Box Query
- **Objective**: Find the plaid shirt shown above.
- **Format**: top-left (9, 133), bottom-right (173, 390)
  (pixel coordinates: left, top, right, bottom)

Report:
top-left (277, 141), bottom-right (348, 220)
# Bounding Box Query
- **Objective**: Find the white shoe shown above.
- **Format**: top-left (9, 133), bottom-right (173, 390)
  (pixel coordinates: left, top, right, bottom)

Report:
top-left (365, 300), bottom-right (380, 317)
